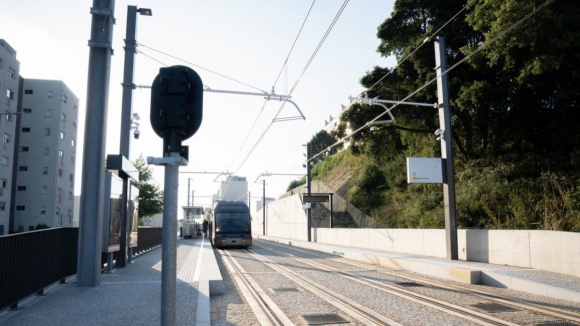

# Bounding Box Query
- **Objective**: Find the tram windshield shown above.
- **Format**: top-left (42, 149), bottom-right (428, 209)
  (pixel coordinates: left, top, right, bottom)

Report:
top-left (215, 212), bottom-right (250, 233)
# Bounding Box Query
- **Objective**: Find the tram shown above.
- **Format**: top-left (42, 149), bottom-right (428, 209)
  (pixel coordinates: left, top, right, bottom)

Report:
top-left (210, 201), bottom-right (252, 248)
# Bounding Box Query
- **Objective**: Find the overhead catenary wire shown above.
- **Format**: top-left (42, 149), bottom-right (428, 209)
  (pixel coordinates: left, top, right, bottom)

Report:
top-left (228, 1), bottom-right (316, 169)
top-left (306, 0), bottom-right (555, 164)
top-left (271, 0), bottom-right (317, 91)
top-left (139, 50), bottom-right (167, 66)
top-left (139, 43), bottom-right (267, 93)
top-left (234, 0), bottom-right (350, 174)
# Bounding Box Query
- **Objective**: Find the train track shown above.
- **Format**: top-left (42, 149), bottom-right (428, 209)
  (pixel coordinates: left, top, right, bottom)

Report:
top-left (258, 240), bottom-right (580, 325)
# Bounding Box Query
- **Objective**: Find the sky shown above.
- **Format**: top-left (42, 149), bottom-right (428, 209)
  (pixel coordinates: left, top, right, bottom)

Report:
top-left (0, 0), bottom-right (396, 213)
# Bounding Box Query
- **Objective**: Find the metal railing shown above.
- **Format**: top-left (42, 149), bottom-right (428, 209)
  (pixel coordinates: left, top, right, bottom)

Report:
top-left (0, 227), bottom-right (163, 311)
top-left (0, 228), bottom-right (77, 310)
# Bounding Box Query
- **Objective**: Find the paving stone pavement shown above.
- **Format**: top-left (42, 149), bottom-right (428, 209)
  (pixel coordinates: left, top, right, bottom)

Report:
top-left (0, 238), bottom-right (204, 326)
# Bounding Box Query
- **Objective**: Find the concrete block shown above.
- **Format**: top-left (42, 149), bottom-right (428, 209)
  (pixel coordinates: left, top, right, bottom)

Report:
top-left (449, 267), bottom-right (481, 284)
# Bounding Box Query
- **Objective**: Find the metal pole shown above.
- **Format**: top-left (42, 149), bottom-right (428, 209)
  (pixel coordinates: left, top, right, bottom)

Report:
top-left (187, 178), bottom-right (191, 206)
top-left (262, 180), bottom-right (265, 236)
top-left (434, 36), bottom-right (458, 260)
top-left (329, 193), bottom-right (333, 228)
top-left (77, 0), bottom-right (115, 286)
top-left (161, 154), bottom-right (179, 326)
top-left (117, 5), bottom-right (139, 268)
top-left (306, 143), bottom-right (312, 242)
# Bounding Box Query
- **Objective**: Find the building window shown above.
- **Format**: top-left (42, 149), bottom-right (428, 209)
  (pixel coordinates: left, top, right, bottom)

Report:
top-left (3, 134), bottom-right (9, 150)
top-left (57, 188), bottom-right (61, 203)
top-left (69, 191), bottom-right (73, 200)
top-left (70, 174), bottom-right (74, 188)
top-left (16, 206), bottom-right (25, 211)
top-left (23, 108), bottom-right (32, 113)
top-left (58, 169), bottom-right (62, 177)
top-left (41, 186), bottom-right (47, 195)
top-left (60, 131), bottom-right (64, 140)
top-left (21, 127), bottom-right (30, 132)
top-left (40, 206), bottom-right (46, 215)
top-left (44, 147), bottom-right (49, 156)
top-left (5, 89), bottom-right (14, 106)
top-left (70, 156), bottom-right (74, 165)
top-left (0, 202), bottom-right (5, 211)
top-left (1, 179), bottom-right (6, 188)
top-left (45, 128), bottom-right (51, 136)
top-left (8, 68), bottom-right (15, 79)
top-left (17, 186), bottom-right (26, 191)
top-left (1, 156), bottom-right (7, 166)
top-left (46, 110), bottom-right (52, 117)
top-left (59, 150), bottom-right (63, 164)
top-left (62, 95), bottom-right (67, 103)
top-left (20, 146), bottom-right (29, 152)
top-left (5, 114), bottom-right (11, 122)
top-left (73, 122), bottom-right (76, 131)
top-left (0, 58), bottom-right (3, 69)
top-left (19, 166), bottom-right (27, 171)
top-left (61, 113), bottom-right (66, 122)
top-left (48, 91), bottom-right (53, 99)
top-left (71, 139), bottom-right (75, 147)
top-left (24, 89), bottom-right (33, 95)
top-left (43, 167), bottom-right (48, 175)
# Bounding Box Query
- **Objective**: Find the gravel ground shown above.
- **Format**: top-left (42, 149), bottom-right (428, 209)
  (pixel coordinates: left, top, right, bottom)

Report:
top-left (257, 241), bottom-right (580, 325)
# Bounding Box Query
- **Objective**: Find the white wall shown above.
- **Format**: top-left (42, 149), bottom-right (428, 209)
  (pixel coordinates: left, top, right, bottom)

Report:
top-left (254, 195), bottom-right (580, 278)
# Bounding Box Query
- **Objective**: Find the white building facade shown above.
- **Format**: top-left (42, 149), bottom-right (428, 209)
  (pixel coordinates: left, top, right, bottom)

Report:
top-left (213, 175), bottom-right (248, 204)
top-left (0, 40), bottom-right (20, 235)
top-left (12, 79), bottom-right (79, 231)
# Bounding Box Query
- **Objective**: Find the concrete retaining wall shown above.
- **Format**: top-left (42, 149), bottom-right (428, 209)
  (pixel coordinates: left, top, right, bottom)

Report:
top-left (254, 194), bottom-right (580, 278)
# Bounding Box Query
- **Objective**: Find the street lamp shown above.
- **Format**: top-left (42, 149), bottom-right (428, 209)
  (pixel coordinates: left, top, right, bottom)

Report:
top-left (117, 5), bottom-right (152, 269)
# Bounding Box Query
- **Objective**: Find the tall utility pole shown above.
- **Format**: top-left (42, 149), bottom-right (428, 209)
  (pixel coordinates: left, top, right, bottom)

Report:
top-left (117, 5), bottom-right (152, 268)
top-left (434, 36), bottom-right (458, 260)
top-left (77, 0), bottom-right (115, 287)
top-left (187, 178), bottom-right (193, 206)
top-left (306, 143), bottom-right (312, 242)
top-left (262, 180), bottom-right (265, 235)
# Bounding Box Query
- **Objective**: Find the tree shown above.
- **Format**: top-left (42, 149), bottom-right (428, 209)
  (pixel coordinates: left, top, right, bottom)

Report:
top-left (309, 130), bottom-right (339, 164)
top-left (330, 0), bottom-right (580, 230)
top-left (133, 155), bottom-right (164, 219)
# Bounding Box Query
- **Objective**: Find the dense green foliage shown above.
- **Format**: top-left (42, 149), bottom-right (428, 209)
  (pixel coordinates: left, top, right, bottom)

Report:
top-left (133, 155), bottom-right (164, 220)
top-left (297, 0), bottom-right (580, 231)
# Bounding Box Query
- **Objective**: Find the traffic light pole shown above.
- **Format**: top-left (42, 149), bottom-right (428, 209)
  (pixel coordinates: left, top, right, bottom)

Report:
top-left (148, 154), bottom-right (186, 326)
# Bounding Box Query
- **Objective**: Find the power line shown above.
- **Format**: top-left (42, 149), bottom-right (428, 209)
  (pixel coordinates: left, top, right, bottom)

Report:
top-left (139, 50), bottom-right (167, 66)
top-left (307, 0), bottom-right (556, 164)
top-left (227, 99), bottom-right (269, 170)
top-left (139, 43), bottom-right (267, 93)
top-left (271, 0), bottom-right (317, 91)
top-left (234, 0), bottom-right (350, 173)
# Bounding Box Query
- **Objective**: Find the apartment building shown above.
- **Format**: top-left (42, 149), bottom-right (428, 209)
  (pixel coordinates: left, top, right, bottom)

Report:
top-left (11, 79), bottom-right (79, 231)
top-left (0, 40), bottom-right (21, 235)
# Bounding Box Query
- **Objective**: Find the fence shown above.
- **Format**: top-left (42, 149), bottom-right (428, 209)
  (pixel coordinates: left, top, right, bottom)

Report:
top-left (0, 227), bottom-right (163, 311)
top-left (0, 227), bottom-right (77, 310)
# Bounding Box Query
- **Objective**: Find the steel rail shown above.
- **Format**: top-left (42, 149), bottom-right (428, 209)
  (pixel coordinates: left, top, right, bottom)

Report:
top-left (261, 240), bottom-right (580, 324)
top-left (220, 249), bottom-right (291, 326)
top-left (244, 248), bottom-right (402, 325)
top-left (258, 244), bottom-right (510, 326)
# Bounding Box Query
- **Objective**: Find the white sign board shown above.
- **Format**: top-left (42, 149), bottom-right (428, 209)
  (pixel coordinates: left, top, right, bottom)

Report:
top-left (407, 157), bottom-right (443, 183)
